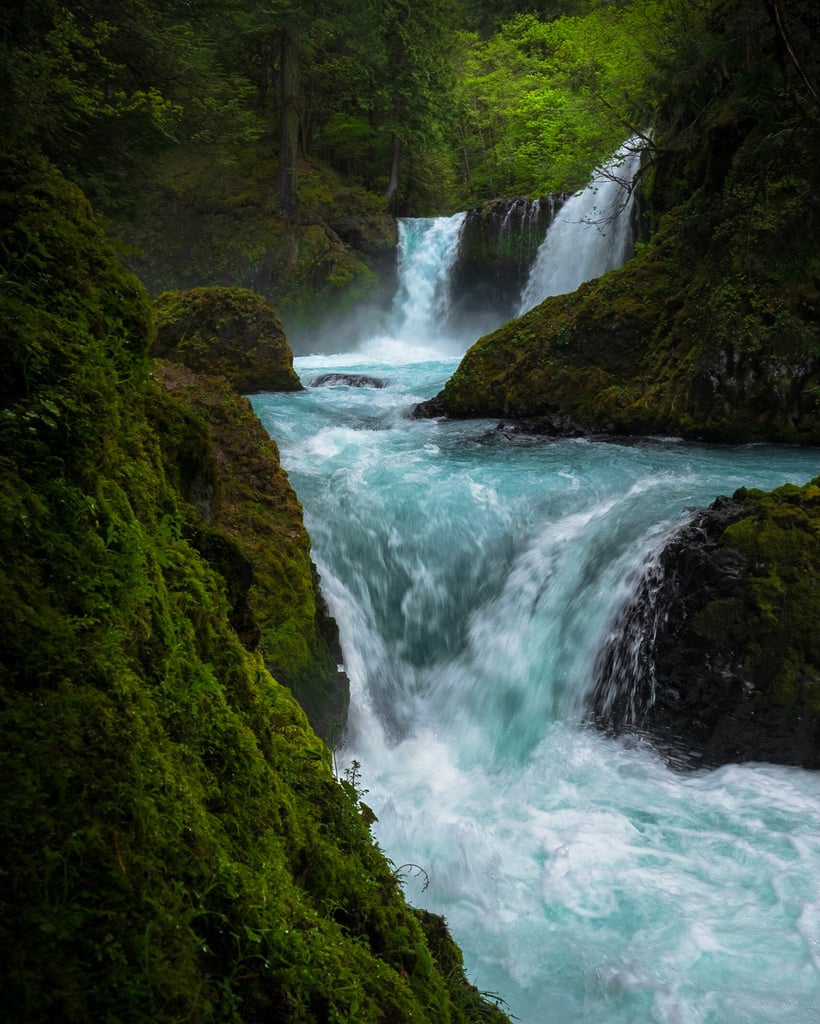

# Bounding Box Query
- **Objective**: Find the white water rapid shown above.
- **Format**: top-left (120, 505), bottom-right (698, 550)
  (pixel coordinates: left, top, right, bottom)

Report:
top-left (252, 201), bottom-right (820, 1024)
top-left (518, 136), bottom-right (643, 313)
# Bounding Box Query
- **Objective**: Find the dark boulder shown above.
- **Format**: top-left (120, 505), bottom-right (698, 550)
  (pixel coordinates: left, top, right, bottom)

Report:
top-left (589, 482), bottom-right (820, 769)
top-left (310, 373), bottom-right (387, 388)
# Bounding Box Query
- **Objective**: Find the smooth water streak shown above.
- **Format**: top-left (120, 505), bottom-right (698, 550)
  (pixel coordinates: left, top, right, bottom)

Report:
top-left (392, 213), bottom-right (468, 347)
top-left (518, 136), bottom-right (643, 313)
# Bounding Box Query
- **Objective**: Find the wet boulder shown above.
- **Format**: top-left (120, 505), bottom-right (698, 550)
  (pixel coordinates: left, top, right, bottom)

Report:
top-left (589, 480), bottom-right (820, 769)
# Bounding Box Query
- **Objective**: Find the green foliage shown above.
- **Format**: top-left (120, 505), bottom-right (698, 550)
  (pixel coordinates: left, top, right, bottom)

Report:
top-left (453, 2), bottom-right (668, 202)
top-left (0, 150), bottom-right (510, 1024)
top-left (0, 0), bottom-right (262, 207)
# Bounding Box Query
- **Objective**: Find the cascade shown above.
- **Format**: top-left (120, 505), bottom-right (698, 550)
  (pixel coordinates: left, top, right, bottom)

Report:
top-left (517, 136), bottom-right (643, 314)
top-left (449, 193), bottom-right (566, 334)
top-left (254, 367), bottom-right (820, 1024)
top-left (379, 140), bottom-right (641, 357)
top-left (391, 213), bottom-right (467, 342)
top-left (254, 143), bottom-right (820, 1022)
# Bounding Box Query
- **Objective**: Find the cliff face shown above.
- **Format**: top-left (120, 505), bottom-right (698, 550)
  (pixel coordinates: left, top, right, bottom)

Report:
top-left (419, 2), bottom-right (820, 444)
top-left (0, 150), bottom-right (509, 1024)
top-left (151, 359), bottom-right (348, 741)
top-left (589, 481), bottom-right (820, 770)
top-left (448, 195), bottom-right (567, 329)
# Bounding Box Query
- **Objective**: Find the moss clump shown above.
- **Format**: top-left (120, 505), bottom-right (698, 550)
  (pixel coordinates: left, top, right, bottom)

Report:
top-left (153, 286), bottom-right (302, 393)
top-left (0, 149), bottom-right (509, 1024)
top-left (696, 480), bottom-right (820, 719)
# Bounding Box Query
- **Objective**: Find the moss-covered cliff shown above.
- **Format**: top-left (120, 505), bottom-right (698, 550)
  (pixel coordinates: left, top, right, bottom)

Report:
top-left (419, 1), bottom-right (820, 443)
top-left (0, 149), bottom-right (509, 1024)
top-left (590, 479), bottom-right (820, 769)
top-left (151, 359), bottom-right (348, 741)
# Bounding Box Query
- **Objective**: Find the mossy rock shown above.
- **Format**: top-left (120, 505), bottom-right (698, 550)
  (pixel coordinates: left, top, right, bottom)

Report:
top-left (152, 360), bottom-right (348, 740)
top-left (421, 210), bottom-right (820, 443)
top-left (590, 479), bottom-right (820, 769)
top-left (420, 11), bottom-right (820, 444)
top-left (153, 286), bottom-right (302, 393)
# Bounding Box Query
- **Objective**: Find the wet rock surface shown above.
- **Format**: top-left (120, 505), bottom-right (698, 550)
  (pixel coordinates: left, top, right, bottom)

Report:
top-left (589, 487), bottom-right (820, 770)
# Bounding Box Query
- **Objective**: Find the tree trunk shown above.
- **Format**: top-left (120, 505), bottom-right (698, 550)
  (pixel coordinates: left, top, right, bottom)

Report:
top-left (385, 132), bottom-right (401, 210)
top-left (277, 23), bottom-right (299, 217)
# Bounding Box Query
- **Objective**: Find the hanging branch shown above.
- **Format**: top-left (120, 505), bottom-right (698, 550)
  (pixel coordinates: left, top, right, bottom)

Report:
top-left (764, 0), bottom-right (820, 115)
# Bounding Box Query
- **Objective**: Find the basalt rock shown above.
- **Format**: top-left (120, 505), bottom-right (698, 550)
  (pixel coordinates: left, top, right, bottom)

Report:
top-left (310, 372), bottom-right (387, 388)
top-left (448, 194), bottom-right (566, 328)
top-left (589, 481), bottom-right (820, 769)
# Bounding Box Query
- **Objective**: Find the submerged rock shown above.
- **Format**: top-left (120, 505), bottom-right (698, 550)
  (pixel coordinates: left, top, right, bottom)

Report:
top-left (589, 481), bottom-right (820, 769)
top-left (310, 372), bottom-right (387, 388)
top-left (153, 285), bottom-right (302, 393)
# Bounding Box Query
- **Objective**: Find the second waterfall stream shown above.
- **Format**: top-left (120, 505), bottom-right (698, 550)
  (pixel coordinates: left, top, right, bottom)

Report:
top-left (252, 147), bottom-right (820, 1024)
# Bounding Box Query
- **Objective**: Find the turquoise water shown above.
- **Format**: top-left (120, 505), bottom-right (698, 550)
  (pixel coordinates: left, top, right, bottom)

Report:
top-left (253, 352), bottom-right (820, 1024)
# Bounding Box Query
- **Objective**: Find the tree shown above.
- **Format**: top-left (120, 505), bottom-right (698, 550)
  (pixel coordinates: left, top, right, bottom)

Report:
top-left (452, 1), bottom-right (671, 202)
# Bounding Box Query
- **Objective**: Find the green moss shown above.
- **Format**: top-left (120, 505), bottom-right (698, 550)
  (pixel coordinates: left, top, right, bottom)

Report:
top-left (0, 150), bottom-right (509, 1024)
top-left (151, 361), bottom-right (347, 739)
top-left (692, 479), bottom-right (820, 714)
top-left (153, 286), bottom-right (302, 393)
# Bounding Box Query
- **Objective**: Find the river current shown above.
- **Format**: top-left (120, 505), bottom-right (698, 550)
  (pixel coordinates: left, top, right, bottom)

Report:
top-left (253, 348), bottom-right (820, 1024)
top-left (252, 184), bottom-right (820, 1023)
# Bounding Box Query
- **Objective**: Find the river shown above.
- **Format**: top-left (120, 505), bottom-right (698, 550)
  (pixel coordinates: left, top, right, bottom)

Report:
top-left (251, 171), bottom-right (820, 1023)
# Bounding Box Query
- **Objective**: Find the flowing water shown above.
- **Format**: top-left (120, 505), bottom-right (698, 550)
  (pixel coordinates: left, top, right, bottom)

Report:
top-left (252, 202), bottom-right (820, 1024)
top-left (518, 136), bottom-right (643, 313)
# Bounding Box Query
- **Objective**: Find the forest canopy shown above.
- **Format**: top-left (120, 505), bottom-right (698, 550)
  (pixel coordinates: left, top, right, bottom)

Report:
top-left (1, 0), bottom-right (685, 214)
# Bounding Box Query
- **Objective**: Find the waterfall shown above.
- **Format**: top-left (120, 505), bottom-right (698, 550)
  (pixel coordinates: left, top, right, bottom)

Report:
top-left (391, 213), bottom-right (467, 342)
top-left (298, 141), bottom-right (643, 357)
top-left (517, 136), bottom-right (643, 314)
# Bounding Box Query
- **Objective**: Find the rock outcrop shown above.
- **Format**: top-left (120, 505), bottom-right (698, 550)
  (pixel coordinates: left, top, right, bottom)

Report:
top-left (152, 360), bottom-right (348, 739)
top-left (416, 4), bottom-right (820, 445)
top-left (448, 194), bottom-right (566, 327)
top-left (153, 285), bottom-right (302, 393)
top-left (589, 481), bottom-right (820, 769)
